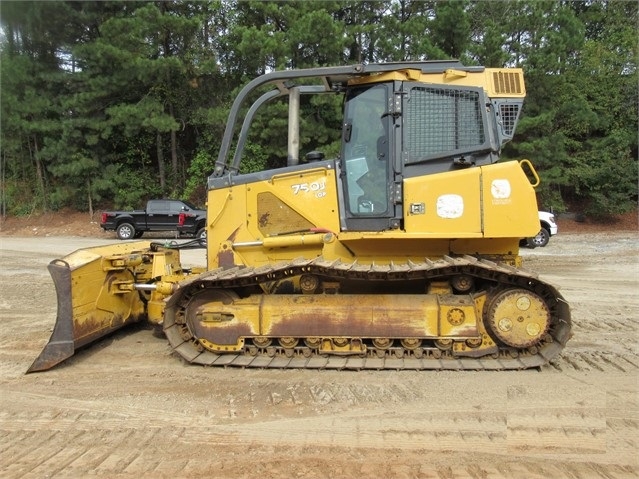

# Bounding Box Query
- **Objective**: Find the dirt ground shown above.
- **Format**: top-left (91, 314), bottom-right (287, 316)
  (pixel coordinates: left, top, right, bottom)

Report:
top-left (0, 214), bottom-right (637, 478)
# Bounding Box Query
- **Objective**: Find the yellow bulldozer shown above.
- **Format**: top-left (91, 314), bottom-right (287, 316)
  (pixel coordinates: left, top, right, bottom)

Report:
top-left (29, 61), bottom-right (571, 372)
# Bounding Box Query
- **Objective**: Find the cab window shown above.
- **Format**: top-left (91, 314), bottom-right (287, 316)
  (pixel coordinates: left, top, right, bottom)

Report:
top-left (342, 84), bottom-right (389, 216)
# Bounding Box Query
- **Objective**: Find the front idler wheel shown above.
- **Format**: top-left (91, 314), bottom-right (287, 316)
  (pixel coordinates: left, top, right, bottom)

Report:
top-left (486, 288), bottom-right (550, 348)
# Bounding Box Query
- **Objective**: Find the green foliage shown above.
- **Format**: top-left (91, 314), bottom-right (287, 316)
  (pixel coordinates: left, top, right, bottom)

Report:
top-left (504, 0), bottom-right (638, 216)
top-left (108, 164), bottom-right (163, 210)
top-left (431, 1), bottom-right (471, 60)
top-left (1, 179), bottom-right (40, 216)
top-left (1, 0), bottom-right (637, 220)
top-left (184, 150), bottom-right (215, 204)
top-left (239, 142), bottom-right (269, 174)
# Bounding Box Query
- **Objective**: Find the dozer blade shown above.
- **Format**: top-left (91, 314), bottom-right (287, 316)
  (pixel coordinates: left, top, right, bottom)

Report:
top-left (27, 242), bottom-right (150, 373)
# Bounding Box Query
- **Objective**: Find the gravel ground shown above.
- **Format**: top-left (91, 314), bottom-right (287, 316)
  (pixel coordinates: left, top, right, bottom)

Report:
top-left (0, 228), bottom-right (637, 478)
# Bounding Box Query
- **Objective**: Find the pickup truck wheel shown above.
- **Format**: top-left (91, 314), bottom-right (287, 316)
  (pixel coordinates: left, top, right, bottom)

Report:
top-left (116, 223), bottom-right (136, 240)
top-left (528, 227), bottom-right (550, 248)
top-left (196, 228), bottom-right (207, 240)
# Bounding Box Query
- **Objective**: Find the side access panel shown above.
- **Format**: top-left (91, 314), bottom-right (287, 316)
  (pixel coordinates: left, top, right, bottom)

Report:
top-left (403, 167), bottom-right (482, 237)
top-left (402, 161), bottom-right (539, 239)
top-left (481, 161), bottom-right (539, 238)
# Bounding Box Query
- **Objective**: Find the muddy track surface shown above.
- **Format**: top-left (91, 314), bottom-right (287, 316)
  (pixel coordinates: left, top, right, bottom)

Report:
top-left (1, 232), bottom-right (637, 479)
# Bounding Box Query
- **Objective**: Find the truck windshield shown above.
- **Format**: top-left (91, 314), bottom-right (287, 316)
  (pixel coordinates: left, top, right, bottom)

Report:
top-left (342, 84), bottom-right (389, 215)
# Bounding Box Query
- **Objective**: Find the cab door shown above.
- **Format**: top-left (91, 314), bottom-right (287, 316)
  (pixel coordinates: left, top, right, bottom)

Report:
top-left (339, 83), bottom-right (398, 232)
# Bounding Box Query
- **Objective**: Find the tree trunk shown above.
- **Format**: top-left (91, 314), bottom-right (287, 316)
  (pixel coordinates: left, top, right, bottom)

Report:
top-left (171, 128), bottom-right (178, 182)
top-left (32, 136), bottom-right (47, 212)
top-left (1, 150), bottom-right (5, 218)
top-left (169, 103), bottom-right (178, 184)
top-left (87, 179), bottom-right (93, 218)
top-left (156, 132), bottom-right (166, 190)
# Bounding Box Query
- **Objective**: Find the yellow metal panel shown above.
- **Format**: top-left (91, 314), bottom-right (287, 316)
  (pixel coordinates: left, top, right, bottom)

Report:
top-left (347, 68), bottom-right (525, 98)
top-left (206, 186), bottom-right (249, 268)
top-left (438, 295), bottom-right (479, 337)
top-left (403, 167), bottom-right (482, 236)
top-left (207, 166), bottom-right (341, 268)
top-left (247, 167), bottom-right (340, 238)
top-left (481, 161), bottom-right (539, 238)
top-left (449, 237), bottom-right (521, 257)
top-left (195, 296), bottom-right (261, 345)
top-left (258, 294), bottom-right (442, 338)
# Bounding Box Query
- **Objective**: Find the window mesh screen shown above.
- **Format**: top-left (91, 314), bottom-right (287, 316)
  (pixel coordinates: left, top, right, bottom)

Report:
top-left (499, 103), bottom-right (521, 136)
top-left (405, 87), bottom-right (485, 163)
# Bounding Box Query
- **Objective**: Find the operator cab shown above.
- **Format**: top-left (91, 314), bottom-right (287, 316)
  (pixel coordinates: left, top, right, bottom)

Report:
top-left (339, 76), bottom-right (515, 232)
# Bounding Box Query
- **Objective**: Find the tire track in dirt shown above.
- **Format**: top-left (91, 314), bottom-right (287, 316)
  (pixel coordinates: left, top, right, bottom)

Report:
top-left (2, 409), bottom-right (637, 478)
top-left (550, 351), bottom-right (639, 373)
top-left (3, 414), bottom-right (637, 479)
top-left (577, 316), bottom-right (638, 333)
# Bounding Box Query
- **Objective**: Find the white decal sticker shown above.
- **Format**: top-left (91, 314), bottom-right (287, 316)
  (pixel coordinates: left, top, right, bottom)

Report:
top-left (491, 179), bottom-right (513, 205)
top-left (437, 194), bottom-right (464, 219)
top-left (491, 179), bottom-right (511, 199)
top-left (291, 180), bottom-right (326, 198)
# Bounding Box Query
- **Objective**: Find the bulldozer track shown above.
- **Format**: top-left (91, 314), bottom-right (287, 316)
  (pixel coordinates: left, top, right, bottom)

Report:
top-left (164, 255), bottom-right (572, 370)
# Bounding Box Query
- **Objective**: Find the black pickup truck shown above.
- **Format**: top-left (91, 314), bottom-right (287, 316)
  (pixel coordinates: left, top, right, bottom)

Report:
top-left (100, 199), bottom-right (207, 240)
